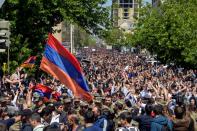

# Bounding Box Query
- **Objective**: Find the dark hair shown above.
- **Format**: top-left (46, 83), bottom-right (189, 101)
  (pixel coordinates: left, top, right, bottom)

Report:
top-left (145, 104), bottom-right (153, 115)
top-left (119, 112), bottom-right (132, 123)
top-left (30, 78), bottom-right (36, 85)
top-left (154, 104), bottom-right (164, 115)
top-left (40, 107), bottom-right (52, 117)
top-left (176, 93), bottom-right (184, 106)
top-left (189, 96), bottom-right (197, 106)
top-left (125, 99), bottom-right (132, 108)
top-left (19, 70), bottom-right (25, 75)
top-left (84, 110), bottom-right (94, 123)
top-left (21, 109), bottom-right (32, 121)
top-left (30, 113), bottom-right (41, 123)
top-left (174, 105), bottom-right (186, 119)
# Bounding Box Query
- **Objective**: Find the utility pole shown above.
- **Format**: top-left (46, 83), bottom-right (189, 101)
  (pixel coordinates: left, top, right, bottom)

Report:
top-left (7, 40), bottom-right (9, 73)
top-left (70, 24), bottom-right (73, 53)
top-left (70, 24), bottom-right (74, 54)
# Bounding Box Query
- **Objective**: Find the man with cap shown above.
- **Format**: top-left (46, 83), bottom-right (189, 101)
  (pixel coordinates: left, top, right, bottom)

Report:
top-left (21, 109), bottom-right (33, 131)
top-left (63, 98), bottom-right (72, 114)
top-left (94, 97), bottom-right (103, 109)
top-left (74, 98), bottom-right (81, 110)
top-left (80, 101), bottom-right (89, 112)
top-left (32, 92), bottom-right (45, 113)
top-left (79, 101), bottom-right (89, 125)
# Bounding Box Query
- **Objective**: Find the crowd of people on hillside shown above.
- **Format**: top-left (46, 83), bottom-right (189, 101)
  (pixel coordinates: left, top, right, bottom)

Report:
top-left (0, 48), bottom-right (197, 131)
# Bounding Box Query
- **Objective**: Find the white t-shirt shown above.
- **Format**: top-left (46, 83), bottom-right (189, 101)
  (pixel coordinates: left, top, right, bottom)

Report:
top-left (116, 126), bottom-right (139, 131)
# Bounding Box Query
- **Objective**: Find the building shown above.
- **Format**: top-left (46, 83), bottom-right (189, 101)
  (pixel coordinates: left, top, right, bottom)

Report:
top-left (112, 0), bottom-right (139, 31)
top-left (52, 21), bottom-right (74, 52)
top-left (53, 22), bottom-right (62, 43)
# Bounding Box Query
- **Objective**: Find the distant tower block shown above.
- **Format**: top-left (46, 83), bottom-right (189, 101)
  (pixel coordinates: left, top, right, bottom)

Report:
top-left (112, 0), bottom-right (139, 32)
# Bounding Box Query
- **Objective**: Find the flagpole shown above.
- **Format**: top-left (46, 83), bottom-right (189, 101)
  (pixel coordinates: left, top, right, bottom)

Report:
top-left (70, 24), bottom-right (73, 54)
top-left (7, 37), bottom-right (10, 73)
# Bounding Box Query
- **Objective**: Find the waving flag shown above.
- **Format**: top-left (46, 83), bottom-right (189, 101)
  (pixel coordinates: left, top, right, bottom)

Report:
top-left (33, 84), bottom-right (60, 100)
top-left (21, 56), bottom-right (37, 68)
top-left (40, 34), bottom-right (92, 101)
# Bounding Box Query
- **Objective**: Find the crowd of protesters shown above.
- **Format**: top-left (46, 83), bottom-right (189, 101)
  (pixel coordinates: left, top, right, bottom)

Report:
top-left (0, 47), bottom-right (197, 131)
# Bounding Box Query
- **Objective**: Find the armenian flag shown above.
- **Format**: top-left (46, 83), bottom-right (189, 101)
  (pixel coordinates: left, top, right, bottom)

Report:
top-left (33, 84), bottom-right (60, 100)
top-left (40, 34), bottom-right (92, 102)
top-left (21, 56), bottom-right (36, 68)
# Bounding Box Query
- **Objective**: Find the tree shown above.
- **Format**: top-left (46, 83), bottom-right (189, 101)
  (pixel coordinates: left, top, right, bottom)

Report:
top-left (103, 28), bottom-right (125, 46)
top-left (74, 26), bottom-right (96, 47)
top-left (0, 0), bottom-right (110, 72)
top-left (132, 0), bottom-right (197, 68)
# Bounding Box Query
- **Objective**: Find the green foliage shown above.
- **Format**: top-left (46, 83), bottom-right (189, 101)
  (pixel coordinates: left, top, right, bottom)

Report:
top-left (132, 0), bottom-right (197, 68)
top-left (80, 36), bottom-right (96, 47)
top-left (103, 28), bottom-right (125, 46)
top-left (74, 26), bottom-right (96, 47)
top-left (0, 0), bottom-right (110, 73)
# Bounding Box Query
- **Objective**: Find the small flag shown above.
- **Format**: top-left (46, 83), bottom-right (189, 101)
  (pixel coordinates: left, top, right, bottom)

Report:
top-left (40, 34), bottom-right (92, 102)
top-left (33, 84), bottom-right (60, 100)
top-left (21, 56), bottom-right (36, 68)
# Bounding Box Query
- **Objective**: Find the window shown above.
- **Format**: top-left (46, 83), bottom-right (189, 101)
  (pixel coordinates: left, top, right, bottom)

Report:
top-left (124, 13), bottom-right (129, 17)
top-left (119, 0), bottom-right (133, 8)
top-left (124, 0), bottom-right (129, 3)
top-left (120, 0), bottom-right (124, 3)
top-left (124, 8), bottom-right (128, 12)
top-left (119, 0), bottom-right (133, 3)
top-left (120, 4), bottom-right (124, 7)
top-left (123, 12), bottom-right (129, 19)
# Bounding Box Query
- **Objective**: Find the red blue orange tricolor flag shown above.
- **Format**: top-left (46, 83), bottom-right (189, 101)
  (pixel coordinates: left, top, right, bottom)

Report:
top-left (32, 84), bottom-right (60, 101)
top-left (40, 34), bottom-right (93, 102)
top-left (21, 56), bottom-right (37, 68)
